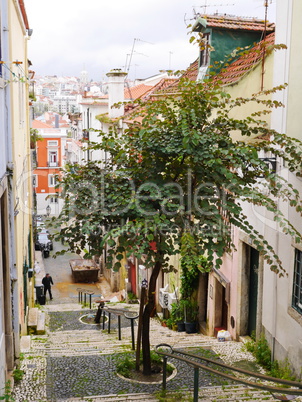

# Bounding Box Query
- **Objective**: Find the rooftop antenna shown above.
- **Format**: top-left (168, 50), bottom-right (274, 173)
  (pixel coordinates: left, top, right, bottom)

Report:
top-left (124, 38), bottom-right (154, 99)
top-left (125, 38), bottom-right (154, 76)
top-left (194, 2), bottom-right (235, 14)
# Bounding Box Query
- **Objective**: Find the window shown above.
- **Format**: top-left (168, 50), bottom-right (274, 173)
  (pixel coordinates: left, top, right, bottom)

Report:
top-left (48, 151), bottom-right (58, 167)
top-left (199, 33), bottom-right (210, 67)
top-left (48, 140), bottom-right (58, 147)
top-left (49, 195), bottom-right (58, 204)
top-left (48, 174), bottom-right (57, 187)
top-left (292, 249), bottom-right (302, 314)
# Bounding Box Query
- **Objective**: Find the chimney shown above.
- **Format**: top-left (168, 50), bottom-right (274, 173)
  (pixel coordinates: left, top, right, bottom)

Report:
top-left (55, 114), bottom-right (59, 128)
top-left (106, 69), bottom-right (127, 118)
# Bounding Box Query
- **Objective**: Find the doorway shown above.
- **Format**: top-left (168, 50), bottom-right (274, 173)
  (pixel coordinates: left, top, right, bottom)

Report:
top-left (247, 246), bottom-right (259, 335)
top-left (214, 278), bottom-right (228, 330)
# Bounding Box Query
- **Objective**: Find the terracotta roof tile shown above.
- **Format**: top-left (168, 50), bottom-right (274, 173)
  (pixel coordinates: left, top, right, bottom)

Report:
top-left (124, 84), bottom-right (153, 100)
top-left (124, 78), bottom-right (178, 114)
top-left (32, 120), bottom-right (53, 129)
top-left (194, 14), bottom-right (275, 32)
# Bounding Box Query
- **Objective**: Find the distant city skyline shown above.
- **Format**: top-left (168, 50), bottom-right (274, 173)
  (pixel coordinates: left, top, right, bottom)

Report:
top-left (25, 0), bottom-right (276, 81)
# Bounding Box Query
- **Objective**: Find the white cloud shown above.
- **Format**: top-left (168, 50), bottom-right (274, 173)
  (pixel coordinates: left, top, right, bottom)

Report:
top-left (24, 0), bottom-right (276, 80)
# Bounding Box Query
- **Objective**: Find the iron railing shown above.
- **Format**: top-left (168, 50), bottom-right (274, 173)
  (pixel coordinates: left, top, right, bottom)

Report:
top-left (155, 343), bottom-right (302, 402)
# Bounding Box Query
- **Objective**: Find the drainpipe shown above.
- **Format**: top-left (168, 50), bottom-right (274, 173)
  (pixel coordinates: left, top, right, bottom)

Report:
top-left (86, 108), bottom-right (90, 161)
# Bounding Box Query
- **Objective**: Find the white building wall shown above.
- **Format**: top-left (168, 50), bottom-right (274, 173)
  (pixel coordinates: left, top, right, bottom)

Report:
top-left (261, 0), bottom-right (302, 377)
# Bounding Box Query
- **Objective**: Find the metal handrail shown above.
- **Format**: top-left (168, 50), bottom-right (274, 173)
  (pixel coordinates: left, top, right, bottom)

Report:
top-left (76, 287), bottom-right (95, 309)
top-left (95, 302), bottom-right (139, 350)
top-left (155, 343), bottom-right (302, 402)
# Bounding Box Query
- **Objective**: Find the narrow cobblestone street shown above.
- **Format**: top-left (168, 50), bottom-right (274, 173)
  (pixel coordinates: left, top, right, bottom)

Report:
top-left (13, 239), bottom-right (302, 401)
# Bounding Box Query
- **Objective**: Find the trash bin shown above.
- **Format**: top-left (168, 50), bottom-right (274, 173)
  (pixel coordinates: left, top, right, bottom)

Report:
top-left (38, 294), bottom-right (46, 305)
top-left (35, 284), bottom-right (44, 304)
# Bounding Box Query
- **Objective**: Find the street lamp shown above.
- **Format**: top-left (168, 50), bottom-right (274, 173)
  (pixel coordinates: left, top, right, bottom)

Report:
top-left (46, 205), bottom-right (51, 217)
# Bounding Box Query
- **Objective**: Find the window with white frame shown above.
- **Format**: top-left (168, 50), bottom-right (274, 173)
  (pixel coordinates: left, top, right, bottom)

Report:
top-left (48, 140), bottom-right (58, 147)
top-left (199, 32), bottom-right (210, 67)
top-left (48, 174), bottom-right (57, 187)
top-left (48, 150), bottom-right (58, 166)
top-left (292, 248), bottom-right (302, 315)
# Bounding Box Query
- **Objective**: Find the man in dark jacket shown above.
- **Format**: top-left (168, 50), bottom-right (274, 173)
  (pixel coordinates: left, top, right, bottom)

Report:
top-left (42, 273), bottom-right (54, 300)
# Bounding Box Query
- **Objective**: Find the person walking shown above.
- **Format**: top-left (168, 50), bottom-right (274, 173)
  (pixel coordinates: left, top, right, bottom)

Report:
top-left (42, 273), bottom-right (54, 300)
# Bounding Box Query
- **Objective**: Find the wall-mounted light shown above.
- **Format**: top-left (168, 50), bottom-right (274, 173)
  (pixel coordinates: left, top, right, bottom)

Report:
top-left (46, 204), bottom-right (51, 216)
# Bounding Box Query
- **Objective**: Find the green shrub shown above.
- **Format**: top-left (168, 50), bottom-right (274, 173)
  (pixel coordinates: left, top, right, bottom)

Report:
top-left (116, 354), bottom-right (136, 378)
top-left (12, 368), bottom-right (24, 382)
top-left (254, 335), bottom-right (271, 369)
top-left (115, 350), bottom-right (173, 378)
top-left (0, 381), bottom-right (14, 401)
top-left (243, 334), bottom-right (296, 380)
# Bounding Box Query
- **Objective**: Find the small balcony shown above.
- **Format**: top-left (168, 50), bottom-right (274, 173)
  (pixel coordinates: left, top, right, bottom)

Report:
top-left (47, 161), bottom-right (60, 167)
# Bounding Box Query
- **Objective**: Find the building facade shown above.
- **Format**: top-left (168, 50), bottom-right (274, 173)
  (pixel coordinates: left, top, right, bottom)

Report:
top-left (0, 0), bottom-right (33, 392)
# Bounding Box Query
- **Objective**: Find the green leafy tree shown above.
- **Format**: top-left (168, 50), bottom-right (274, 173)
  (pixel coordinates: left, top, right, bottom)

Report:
top-left (52, 78), bottom-right (302, 375)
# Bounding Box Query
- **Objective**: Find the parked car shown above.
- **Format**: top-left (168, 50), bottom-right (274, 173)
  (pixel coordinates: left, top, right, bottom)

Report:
top-left (35, 233), bottom-right (53, 251)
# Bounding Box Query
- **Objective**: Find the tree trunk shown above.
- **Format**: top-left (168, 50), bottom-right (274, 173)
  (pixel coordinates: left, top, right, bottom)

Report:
top-left (136, 286), bottom-right (146, 371)
top-left (141, 259), bottom-right (162, 375)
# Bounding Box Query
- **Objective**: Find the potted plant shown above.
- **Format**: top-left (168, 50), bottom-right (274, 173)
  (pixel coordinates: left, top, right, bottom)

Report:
top-left (171, 302), bottom-right (185, 332)
top-left (182, 299), bottom-right (199, 334)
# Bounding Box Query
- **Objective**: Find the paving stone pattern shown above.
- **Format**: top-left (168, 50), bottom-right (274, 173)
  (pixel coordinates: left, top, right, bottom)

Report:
top-left (48, 310), bottom-right (133, 332)
top-left (46, 349), bottom-right (231, 400)
top-left (13, 243), bottom-right (302, 401)
top-left (14, 303), bottom-right (296, 401)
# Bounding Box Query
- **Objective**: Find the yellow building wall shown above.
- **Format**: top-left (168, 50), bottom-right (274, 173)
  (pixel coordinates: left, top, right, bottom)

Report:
top-left (9, 0), bottom-right (33, 333)
top-left (225, 53), bottom-right (274, 141)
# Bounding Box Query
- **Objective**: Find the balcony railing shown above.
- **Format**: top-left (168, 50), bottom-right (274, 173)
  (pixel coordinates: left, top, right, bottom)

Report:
top-left (47, 161), bottom-right (60, 167)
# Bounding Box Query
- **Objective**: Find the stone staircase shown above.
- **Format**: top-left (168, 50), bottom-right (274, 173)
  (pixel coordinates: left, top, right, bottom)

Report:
top-left (16, 305), bottom-right (301, 402)
top-left (58, 385), bottom-right (277, 401)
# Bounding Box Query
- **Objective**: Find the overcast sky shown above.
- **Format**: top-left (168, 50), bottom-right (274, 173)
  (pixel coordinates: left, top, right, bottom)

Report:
top-left (24, 0), bottom-right (276, 82)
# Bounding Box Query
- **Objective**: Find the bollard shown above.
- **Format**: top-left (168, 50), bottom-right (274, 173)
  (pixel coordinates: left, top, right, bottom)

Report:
top-left (130, 318), bottom-right (135, 350)
top-left (193, 366), bottom-right (199, 402)
top-left (118, 315), bottom-right (121, 340)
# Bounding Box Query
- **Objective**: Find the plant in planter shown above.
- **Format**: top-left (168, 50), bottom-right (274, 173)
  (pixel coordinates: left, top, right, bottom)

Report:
top-left (182, 299), bottom-right (199, 334)
top-left (170, 302), bottom-right (185, 332)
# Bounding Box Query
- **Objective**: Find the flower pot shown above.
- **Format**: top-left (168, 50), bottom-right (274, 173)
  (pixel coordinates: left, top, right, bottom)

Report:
top-left (177, 322), bottom-right (186, 332)
top-left (185, 322), bottom-right (197, 334)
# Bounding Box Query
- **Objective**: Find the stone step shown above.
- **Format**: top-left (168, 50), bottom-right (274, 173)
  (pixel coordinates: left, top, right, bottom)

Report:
top-left (36, 311), bottom-right (46, 334)
top-left (198, 385), bottom-right (276, 401)
top-left (59, 393), bottom-right (159, 401)
top-left (55, 386), bottom-right (277, 401)
top-left (27, 307), bottom-right (39, 333)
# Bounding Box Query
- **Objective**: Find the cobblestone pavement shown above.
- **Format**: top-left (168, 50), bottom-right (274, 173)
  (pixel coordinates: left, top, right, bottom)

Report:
top-left (15, 299), bottom-right (301, 401)
top-left (13, 237), bottom-right (302, 401)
